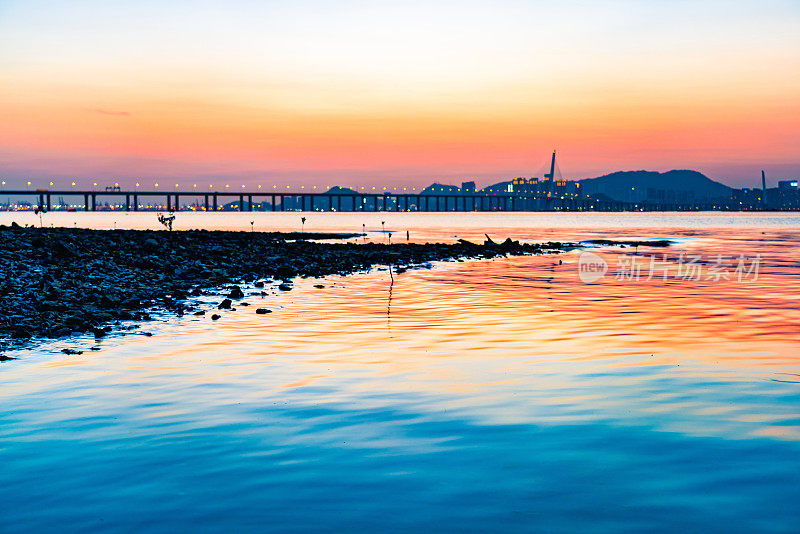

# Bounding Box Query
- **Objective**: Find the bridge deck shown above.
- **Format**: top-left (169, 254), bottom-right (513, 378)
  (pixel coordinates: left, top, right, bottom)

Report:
top-left (1, 190), bottom-right (672, 212)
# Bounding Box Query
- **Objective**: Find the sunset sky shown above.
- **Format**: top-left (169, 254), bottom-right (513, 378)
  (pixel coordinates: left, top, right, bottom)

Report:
top-left (1, 0), bottom-right (798, 189)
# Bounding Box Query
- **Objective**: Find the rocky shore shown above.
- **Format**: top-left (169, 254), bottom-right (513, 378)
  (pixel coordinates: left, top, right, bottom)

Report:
top-left (0, 225), bottom-right (586, 351)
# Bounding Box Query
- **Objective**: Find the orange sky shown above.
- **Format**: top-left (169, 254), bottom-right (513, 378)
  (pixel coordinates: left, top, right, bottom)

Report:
top-left (1, 0), bottom-right (799, 189)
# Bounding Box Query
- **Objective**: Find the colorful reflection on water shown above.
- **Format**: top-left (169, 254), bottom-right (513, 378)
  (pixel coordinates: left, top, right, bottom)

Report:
top-left (1, 214), bottom-right (799, 532)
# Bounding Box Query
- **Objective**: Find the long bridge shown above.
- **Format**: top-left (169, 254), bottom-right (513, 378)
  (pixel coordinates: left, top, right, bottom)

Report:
top-left (2, 189), bottom-right (702, 212)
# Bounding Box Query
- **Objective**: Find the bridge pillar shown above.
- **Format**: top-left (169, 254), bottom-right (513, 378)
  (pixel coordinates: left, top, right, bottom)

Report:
top-left (91, 194), bottom-right (96, 211)
top-left (248, 195), bottom-right (253, 212)
top-left (213, 194), bottom-right (218, 211)
top-left (134, 194), bottom-right (138, 211)
top-left (167, 195), bottom-right (171, 211)
top-left (239, 195), bottom-right (244, 211)
top-left (272, 195), bottom-right (276, 211)
top-left (204, 195), bottom-right (209, 211)
top-left (84, 194), bottom-right (89, 211)
top-left (125, 194), bottom-right (130, 211)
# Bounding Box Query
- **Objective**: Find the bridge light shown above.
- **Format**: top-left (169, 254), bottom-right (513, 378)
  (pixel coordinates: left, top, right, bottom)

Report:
top-left (72, 181), bottom-right (76, 186)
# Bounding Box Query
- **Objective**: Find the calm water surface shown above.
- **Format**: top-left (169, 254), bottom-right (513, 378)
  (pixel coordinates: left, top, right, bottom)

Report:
top-left (1, 213), bottom-right (799, 532)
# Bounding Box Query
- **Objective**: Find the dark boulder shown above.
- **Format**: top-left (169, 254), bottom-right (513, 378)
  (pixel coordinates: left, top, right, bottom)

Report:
top-left (227, 286), bottom-right (244, 299)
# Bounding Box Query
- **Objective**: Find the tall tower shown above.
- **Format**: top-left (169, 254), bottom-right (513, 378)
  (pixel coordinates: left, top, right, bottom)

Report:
top-left (544, 150), bottom-right (556, 194)
top-left (761, 170), bottom-right (767, 208)
top-left (545, 150), bottom-right (556, 180)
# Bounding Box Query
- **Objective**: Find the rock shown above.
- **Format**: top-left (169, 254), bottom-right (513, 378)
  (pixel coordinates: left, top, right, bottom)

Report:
top-left (52, 240), bottom-right (78, 258)
top-left (500, 237), bottom-right (518, 250)
top-left (0, 354), bottom-right (18, 361)
top-left (92, 328), bottom-right (106, 338)
top-left (278, 283), bottom-right (292, 291)
top-left (253, 281), bottom-right (265, 288)
top-left (227, 286), bottom-right (244, 299)
top-left (211, 314), bottom-right (221, 320)
top-left (275, 266), bottom-right (294, 279)
top-left (61, 348), bottom-right (83, 355)
top-left (194, 310), bottom-right (206, 316)
top-left (217, 299), bottom-right (232, 309)
top-left (255, 308), bottom-right (272, 314)
top-left (314, 284), bottom-right (325, 289)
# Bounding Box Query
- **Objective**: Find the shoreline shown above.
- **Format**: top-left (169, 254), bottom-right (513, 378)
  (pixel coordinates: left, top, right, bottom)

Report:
top-left (0, 226), bottom-right (565, 353)
top-left (0, 225), bottom-right (668, 356)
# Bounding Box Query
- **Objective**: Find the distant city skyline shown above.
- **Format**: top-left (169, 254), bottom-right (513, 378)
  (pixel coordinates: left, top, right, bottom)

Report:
top-left (1, 0), bottom-right (799, 189)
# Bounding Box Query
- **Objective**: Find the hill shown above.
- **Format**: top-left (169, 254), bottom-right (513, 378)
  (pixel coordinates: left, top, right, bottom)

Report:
top-left (578, 170), bottom-right (731, 203)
